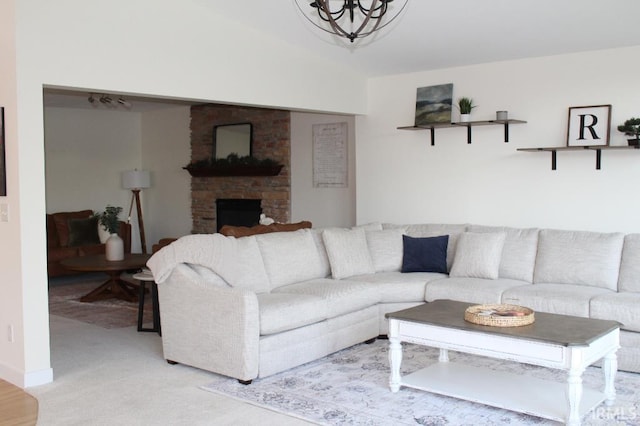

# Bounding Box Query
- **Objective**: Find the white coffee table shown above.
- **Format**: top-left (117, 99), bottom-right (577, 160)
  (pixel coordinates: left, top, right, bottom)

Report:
top-left (386, 300), bottom-right (620, 426)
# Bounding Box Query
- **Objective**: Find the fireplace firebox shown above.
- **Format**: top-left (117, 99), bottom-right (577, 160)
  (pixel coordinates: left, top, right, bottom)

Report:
top-left (215, 199), bottom-right (262, 232)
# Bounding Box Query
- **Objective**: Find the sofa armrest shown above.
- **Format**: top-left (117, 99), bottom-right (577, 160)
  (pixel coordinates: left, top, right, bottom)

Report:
top-left (157, 263), bottom-right (260, 381)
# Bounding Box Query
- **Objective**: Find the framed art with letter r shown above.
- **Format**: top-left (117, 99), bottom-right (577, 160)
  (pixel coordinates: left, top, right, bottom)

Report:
top-left (567, 104), bottom-right (611, 147)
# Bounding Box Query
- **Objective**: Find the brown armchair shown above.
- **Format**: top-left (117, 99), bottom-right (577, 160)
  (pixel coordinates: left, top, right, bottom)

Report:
top-left (47, 209), bottom-right (131, 277)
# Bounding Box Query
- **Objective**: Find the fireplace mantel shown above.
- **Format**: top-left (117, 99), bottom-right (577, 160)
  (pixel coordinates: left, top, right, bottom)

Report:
top-left (183, 164), bottom-right (283, 177)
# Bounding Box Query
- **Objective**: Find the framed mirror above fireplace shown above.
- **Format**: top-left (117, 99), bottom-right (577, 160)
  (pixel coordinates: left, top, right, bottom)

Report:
top-left (213, 123), bottom-right (252, 159)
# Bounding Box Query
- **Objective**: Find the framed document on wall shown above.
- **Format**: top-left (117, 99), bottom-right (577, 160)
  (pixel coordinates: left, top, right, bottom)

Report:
top-left (567, 105), bottom-right (611, 147)
top-left (313, 122), bottom-right (348, 188)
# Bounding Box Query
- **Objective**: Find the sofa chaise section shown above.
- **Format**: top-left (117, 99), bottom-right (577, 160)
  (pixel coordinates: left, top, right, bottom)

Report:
top-left (589, 233), bottom-right (640, 373)
top-left (501, 229), bottom-right (623, 317)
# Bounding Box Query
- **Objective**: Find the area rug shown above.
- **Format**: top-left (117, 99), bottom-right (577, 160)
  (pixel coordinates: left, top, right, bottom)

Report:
top-left (48, 275), bottom-right (153, 329)
top-left (202, 340), bottom-right (640, 425)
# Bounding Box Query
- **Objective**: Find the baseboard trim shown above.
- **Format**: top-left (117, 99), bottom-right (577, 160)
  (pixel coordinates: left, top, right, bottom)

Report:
top-left (0, 363), bottom-right (53, 388)
top-left (24, 367), bottom-right (53, 388)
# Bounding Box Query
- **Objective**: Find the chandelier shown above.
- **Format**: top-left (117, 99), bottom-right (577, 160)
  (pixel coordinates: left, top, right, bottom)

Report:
top-left (295, 0), bottom-right (408, 43)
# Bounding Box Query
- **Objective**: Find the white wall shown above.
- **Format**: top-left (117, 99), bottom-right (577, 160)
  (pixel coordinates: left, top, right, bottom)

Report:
top-left (291, 112), bottom-right (357, 228)
top-left (357, 46), bottom-right (640, 233)
top-left (0, 0), bottom-right (36, 388)
top-left (3, 0), bottom-right (367, 387)
top-left (44, 107), bottom-right (140, 225)
top-left (44, 106), bottom-right (193, 254)
top-left (141, 107), bottom-right (192, 248)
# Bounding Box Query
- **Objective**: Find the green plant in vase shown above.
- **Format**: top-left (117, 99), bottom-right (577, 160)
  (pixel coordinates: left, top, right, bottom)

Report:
top-left (97, 205), bottom-right (123, 234)
top-left (457, 97), bottom-right (476, 122)
top-left (96, 206), bottom-right (124, 261)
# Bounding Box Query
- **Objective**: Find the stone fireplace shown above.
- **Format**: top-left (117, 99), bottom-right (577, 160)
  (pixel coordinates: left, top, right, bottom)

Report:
top-left (189, 104), bottom-right (291, 234)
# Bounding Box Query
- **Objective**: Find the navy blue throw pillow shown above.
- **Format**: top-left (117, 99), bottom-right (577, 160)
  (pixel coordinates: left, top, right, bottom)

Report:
top-left (401, 234), bottom-right (449, 273)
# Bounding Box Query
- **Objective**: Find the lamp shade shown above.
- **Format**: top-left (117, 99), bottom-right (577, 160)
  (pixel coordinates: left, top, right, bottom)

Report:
top-left (122, 170), bottom-right (151, 190)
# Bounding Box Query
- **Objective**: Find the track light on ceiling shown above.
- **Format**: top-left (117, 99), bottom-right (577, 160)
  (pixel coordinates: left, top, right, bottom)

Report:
top-left (87, 93), bottom-right (132, 109)
top-left (295, 0), bottom-right (408, 43)
top-left (117, 97), bottom-right (132, 108)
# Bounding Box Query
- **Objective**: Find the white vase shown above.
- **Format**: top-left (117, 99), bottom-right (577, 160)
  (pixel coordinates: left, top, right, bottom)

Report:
top-left (460, 113), bottom-right (471, 122)
top-left (105, 234), bottom-right (124, 261)
top-left (97, 224), bottom-right (111, 244)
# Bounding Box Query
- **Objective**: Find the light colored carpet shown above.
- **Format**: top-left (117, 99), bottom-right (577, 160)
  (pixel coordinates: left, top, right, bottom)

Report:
top-left (203, 340), bottom-right (640, 425)
top-left (28, 315), bottom-right (312, 425)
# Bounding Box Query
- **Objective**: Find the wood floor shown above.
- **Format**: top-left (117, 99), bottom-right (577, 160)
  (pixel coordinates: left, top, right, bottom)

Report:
top-left (0, 380), bottom-right (38, 426)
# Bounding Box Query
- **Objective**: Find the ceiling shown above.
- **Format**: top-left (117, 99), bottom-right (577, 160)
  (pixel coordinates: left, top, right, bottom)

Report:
top-left (44, 0), bottom-right (640, 110)
top-left (209, 0), bottom-right (640, 77)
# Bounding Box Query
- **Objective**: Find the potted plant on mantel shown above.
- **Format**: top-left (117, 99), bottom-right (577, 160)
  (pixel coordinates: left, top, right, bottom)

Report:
top-left (457, 97), bottom-right (477, 122)
top-left (617, 117), bottom-right (640, 146)
top-left (184, 153), bottom-right (284, 177)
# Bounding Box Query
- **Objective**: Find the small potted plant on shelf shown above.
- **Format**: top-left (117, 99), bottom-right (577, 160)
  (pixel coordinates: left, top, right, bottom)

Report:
top-left (457, 97), bottom-right (476, 122)
top-left (96, 206), bottom-right (124, 261)
top-left (617, 117), bottom-right (640, 146)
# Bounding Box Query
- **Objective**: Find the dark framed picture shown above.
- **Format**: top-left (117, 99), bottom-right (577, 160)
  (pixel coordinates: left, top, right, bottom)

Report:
top-left (567, 104), bottom-right (611, 147)
top-left (0, 107), bottom-right (5, 196)
top-left (415, 83), bottom-right (453, 125)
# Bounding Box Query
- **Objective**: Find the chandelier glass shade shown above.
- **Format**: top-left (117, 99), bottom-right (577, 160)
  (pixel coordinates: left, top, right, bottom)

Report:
top-left (296, 0), bottom-right (408, 43)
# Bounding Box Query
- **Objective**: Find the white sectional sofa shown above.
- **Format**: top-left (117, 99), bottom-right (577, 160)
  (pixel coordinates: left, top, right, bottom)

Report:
top-left (147, 223), bottom-right (640, 383)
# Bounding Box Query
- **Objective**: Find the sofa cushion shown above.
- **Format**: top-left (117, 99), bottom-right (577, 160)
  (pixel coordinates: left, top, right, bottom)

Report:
top-left (366, 228), bottom-right (405, 272)
top-left (404, 223), bottom-right (467, 271)
top-left (257, 292), bottom-right (328, 335)
top-left (67, 216), bottom-right (101, 247)
top-left (350, 271), bottom-right (446, 303)
top-left (310, 229), bottom-right (331, 278)
top-left (47, 246), bottom-right (80, 262)
top-left (590, 292), bottom-right (640, 333)
top-left (467, 225), bottom-right (539, 282)
top-left (533, 229), bottom-right (624, 291)
top-left (202, 235), bottom-right (270, 293)
top-left (618, 234), bottom-right (640, 293)
top-left (449, 232), bottom-right (506, 279)
top-left (51, 210), bottom-right (94, 247)
top-left (226, 236), bottom-right (271, 293)
top-left (256, 229), bottom-right (324, 290)
top-left (220, 220), bottom-right (312, 237)
top-left (401, 235), bottom-right (448, 274)
top-left (502, 283), bottom-right (613, 317)
top-left (322, 228), bottom-right (375, 279)
top-left (77, 244), bottom-right (106, 256)
top-left (425, 277), bottom-right (526, 304)
top-left (273, 278), bottom-right (379, 318)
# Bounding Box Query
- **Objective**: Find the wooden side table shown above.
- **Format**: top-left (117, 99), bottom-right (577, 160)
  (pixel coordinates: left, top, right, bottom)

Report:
top-left (134, 270), bottom-right (161, 335)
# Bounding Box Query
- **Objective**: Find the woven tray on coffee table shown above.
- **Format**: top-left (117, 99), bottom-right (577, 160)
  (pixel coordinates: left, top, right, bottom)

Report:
top-left (464, 303), bottom-right (535, 327)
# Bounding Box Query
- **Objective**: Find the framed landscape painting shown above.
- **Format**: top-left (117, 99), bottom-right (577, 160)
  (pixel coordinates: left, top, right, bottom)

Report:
top-left (415, 83), bottom-right (453, 126)
top-left (0, 107), bottom-right (5, 196)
